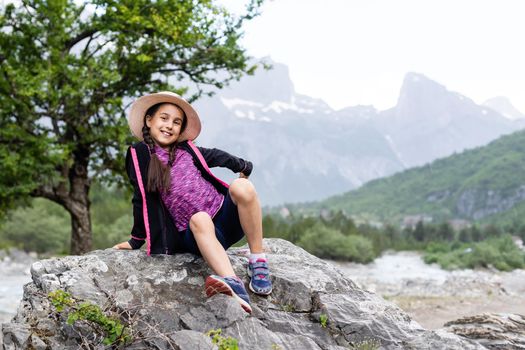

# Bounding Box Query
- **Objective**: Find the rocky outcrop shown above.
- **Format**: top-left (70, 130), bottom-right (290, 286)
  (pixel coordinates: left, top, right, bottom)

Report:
top-left (1, 239), bottom-right (485, 349)
top-left (445, 313), bottom-right (525, 349)
top-left (455, 186), bottom-right (525, 220)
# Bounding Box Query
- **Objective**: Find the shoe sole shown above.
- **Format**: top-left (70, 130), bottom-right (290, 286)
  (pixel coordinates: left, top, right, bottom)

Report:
top-left (205, 276), bottom-right (252, 314)
top-left (249, 281), bottom-right (273, 295)
top-left (247, 267), bottom-right (273, 295)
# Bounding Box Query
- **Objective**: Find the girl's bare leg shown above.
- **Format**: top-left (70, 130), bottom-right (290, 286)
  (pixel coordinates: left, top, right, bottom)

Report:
top-left (190, 212), bottom-right (235, 277)
top-left (229, 178), bottom-right (264, 254)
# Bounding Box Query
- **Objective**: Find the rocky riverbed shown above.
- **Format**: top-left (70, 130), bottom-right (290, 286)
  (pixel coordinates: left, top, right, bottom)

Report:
top-left (330, 251), bottom-right (525, 329)
top-left (0, 250), bottom-right (38, 324)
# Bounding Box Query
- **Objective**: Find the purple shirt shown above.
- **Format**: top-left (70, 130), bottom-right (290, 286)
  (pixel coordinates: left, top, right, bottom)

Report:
top-left (155, 145), bottom-right (224, 232)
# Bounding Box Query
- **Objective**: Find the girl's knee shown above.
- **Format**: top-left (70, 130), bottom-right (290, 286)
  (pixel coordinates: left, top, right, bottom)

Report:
top-left (189, 211), bottom-right (213, 233)
top-left (229, 178), bottom-right (257, 203)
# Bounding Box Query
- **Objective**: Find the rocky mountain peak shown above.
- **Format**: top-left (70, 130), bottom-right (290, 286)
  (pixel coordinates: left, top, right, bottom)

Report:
top-left (484, 96), bottom-right (525, 120)
top-left (394, 72), bottom-right (471, 120)
top-left (221, 58), bottom-right (296, 105)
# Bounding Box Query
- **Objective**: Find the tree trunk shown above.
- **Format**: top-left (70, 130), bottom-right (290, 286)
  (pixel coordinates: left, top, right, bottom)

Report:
top-left (69, 201), bottom-right (92, 255)
top-left (67, 146), bottom-right (93, 255)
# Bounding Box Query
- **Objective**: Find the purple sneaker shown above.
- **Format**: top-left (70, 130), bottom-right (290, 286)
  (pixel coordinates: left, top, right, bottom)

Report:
top-left (205, 275), bottom-right (252, 313)
top-left (247, 259), bottom-right (273, 295)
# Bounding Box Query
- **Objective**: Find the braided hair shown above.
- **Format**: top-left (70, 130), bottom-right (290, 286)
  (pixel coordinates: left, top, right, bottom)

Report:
top-left (142, 103), bottom-right (186, 192)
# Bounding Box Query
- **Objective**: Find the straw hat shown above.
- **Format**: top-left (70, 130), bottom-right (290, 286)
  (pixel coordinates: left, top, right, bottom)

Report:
top-left (128, 91), bottom-right (201, 142)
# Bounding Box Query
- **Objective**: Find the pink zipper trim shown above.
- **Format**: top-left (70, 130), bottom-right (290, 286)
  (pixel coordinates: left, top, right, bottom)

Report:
top-left (130, 147), bottom-right (152, 256)
top-left (187, 140), bottom-right (229, 189)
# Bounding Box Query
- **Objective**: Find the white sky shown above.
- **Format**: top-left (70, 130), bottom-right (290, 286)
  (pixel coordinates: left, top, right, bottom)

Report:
top-left (225, 0), bottom-right (525, 112)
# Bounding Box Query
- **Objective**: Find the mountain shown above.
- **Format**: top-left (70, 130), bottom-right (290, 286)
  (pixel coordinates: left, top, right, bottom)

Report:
top-left (373, 73), bottom-right (518, 167)
top-left (313, 129), bottom-right (525, 225)
top-left (193, 60), bottom-right (524, 206)
top-left (483, 96), bottom-right (525, 121)
top-left (194, 62), bottom-right (405, 205)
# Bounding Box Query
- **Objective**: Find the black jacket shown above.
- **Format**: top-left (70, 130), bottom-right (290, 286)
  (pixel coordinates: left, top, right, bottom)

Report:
top-left (125, 140), bottom-right (253, 255)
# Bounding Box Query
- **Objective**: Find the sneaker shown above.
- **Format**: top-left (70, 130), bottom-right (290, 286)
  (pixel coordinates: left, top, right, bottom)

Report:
top-left (205, 275), bottom-right (252, 313)
top-left (247, 258), bottom-right (273, 295)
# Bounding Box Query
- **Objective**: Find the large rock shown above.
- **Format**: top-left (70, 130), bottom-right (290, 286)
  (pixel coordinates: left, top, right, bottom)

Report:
top-left (444, 313), bottom-right (525, 349)
top-left (1, 239), bottom-right (484, 349)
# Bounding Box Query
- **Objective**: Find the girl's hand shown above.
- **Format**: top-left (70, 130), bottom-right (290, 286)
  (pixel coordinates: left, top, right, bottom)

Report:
top-left (113, 241), bottom-right (132, 250)
top-left (239, 172), bottom-right (248, 179)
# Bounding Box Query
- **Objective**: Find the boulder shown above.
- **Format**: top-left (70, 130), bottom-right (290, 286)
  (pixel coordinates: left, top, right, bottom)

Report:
top-left (444, 313), bottom-right (525, 349)
top-left (2, 239), bottom-right (484, 349)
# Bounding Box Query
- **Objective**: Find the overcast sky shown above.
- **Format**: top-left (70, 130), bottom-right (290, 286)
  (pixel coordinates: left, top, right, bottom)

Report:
top-left (225, 0), bottom-right (525, 112)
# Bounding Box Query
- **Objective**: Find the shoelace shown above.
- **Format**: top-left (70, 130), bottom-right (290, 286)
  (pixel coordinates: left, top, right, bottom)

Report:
top-left (250, 261), bottom-right (270, 280)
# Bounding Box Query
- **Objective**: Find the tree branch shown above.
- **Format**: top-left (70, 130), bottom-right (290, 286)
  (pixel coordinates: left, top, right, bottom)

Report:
top-left (31, 184), bottom-right (69, 209)
top-left (65, 29), bottom-right (98, 51)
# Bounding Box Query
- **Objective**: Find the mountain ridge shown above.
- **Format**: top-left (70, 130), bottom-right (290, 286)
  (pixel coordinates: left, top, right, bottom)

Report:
top-left (311, 129), bottom-right (525, 225)
top-left (193, 59), bottom-right (524, 205)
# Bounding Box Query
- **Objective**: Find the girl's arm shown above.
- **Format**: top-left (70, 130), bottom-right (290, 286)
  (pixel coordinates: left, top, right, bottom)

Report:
top-left (197, 146), bottom-right (253, 176)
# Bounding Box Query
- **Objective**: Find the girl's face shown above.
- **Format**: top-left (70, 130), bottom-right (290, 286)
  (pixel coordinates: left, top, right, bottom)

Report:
top-left (146, 103), bottom-right (185, 150)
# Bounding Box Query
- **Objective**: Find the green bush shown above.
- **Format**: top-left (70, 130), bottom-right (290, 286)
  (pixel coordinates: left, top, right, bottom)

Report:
top-left (48, 290), bottom-right (131, 346)
top-left (423, 234), bottom-right (525, 271)
top-left (297, 223), bottom-right (377, 263)
top-left (0, 199), bottom-right (69, 253)
top-left (92, 214), bottom-right (133, 249)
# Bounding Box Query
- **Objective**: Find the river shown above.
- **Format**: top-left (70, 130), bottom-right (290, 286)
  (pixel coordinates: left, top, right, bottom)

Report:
top-left (330, 251), bottom-right (525, 329)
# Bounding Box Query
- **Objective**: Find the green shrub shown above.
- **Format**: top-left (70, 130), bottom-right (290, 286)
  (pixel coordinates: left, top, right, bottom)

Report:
top-left (319, 314), bottom-right (328, 327)
top-left (297, 223), bottom-right (377, 263)
top-left (0, 199), bottom-right (69, 253)
top-left (423, 234), bottom-right (525, 271)
top-left (48, 290), bottom-right (131, 346)
top-left (206, 329), bottom-right (239, 350)
top-left (92, 214), bottom-right (133, 249)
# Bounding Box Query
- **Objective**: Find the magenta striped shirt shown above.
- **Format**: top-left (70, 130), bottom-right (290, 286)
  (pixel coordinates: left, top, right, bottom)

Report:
top-left (155, 145), bottom-right (224, 232)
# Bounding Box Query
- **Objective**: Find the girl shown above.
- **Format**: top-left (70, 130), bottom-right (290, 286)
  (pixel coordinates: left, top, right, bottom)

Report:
top-left (113, 91), bottom-right (272, 313)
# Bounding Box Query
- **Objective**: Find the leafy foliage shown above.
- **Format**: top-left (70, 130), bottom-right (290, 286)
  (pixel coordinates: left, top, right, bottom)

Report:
top-left (48, 289), bottom-right (131, 346)
top-left (0, 198), bottom-right (70, 253)
top-left (206, 329), bottom-right (239, 350)
top-left (297, 223), bottom-right (376, 263)
top-left (319, 314), bottom-right (328, 328)
top-left (424, 234), bottom-right (525, 271)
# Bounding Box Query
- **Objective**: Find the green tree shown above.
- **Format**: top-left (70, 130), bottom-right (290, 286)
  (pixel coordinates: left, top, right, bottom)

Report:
top-left (321, 210), bottom-right (358, 236)
top-left (458, 227), bottom-right (472, 243)
top-left (0, 198), bottom-right (70, 253)
top-left (297, 223), bottom-right (376, 263)
top-left (470, 225), bottom-right (483, 242)
top-left (384, 224), bottom-right (400, 242)
top-left (413, 221), bottom-right (426, 242)
top-left (288, 216), bottom-right (318, 243)
top-left (436, 222), bottom-right (455, 241)
top-left (0, 0), bottom-right (264, 254)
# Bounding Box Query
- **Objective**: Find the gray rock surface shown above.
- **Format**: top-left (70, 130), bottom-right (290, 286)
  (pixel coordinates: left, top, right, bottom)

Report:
top-left (444, 313), bottom-right (525, 349)
top-left (1, 239), bottom-right (485, 349)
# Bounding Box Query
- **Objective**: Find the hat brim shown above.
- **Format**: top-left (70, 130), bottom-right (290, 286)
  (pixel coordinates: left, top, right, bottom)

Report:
top-left (128, 91), bottom-right (201, 142)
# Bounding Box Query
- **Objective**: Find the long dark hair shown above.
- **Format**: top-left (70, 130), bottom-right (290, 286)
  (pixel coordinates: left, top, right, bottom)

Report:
top-left (141, 102), bottom-right (187, 192)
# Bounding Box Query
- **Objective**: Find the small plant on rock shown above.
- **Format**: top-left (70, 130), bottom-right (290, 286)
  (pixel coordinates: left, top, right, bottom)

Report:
top-left (206, 328), bottom-right (239, 350)
top-left (319, 313), bottom-right (328, 328)
top-left (48, 290), bottom-right (131, 346)
top-left (281, 303), bottom-right (295, 312)
top-left (351, 337), bottom-right (381, 350)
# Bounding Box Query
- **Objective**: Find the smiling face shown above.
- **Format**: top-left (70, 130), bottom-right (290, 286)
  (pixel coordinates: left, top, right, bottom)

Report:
top-left (145, 103), bottom-right (186, 150)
